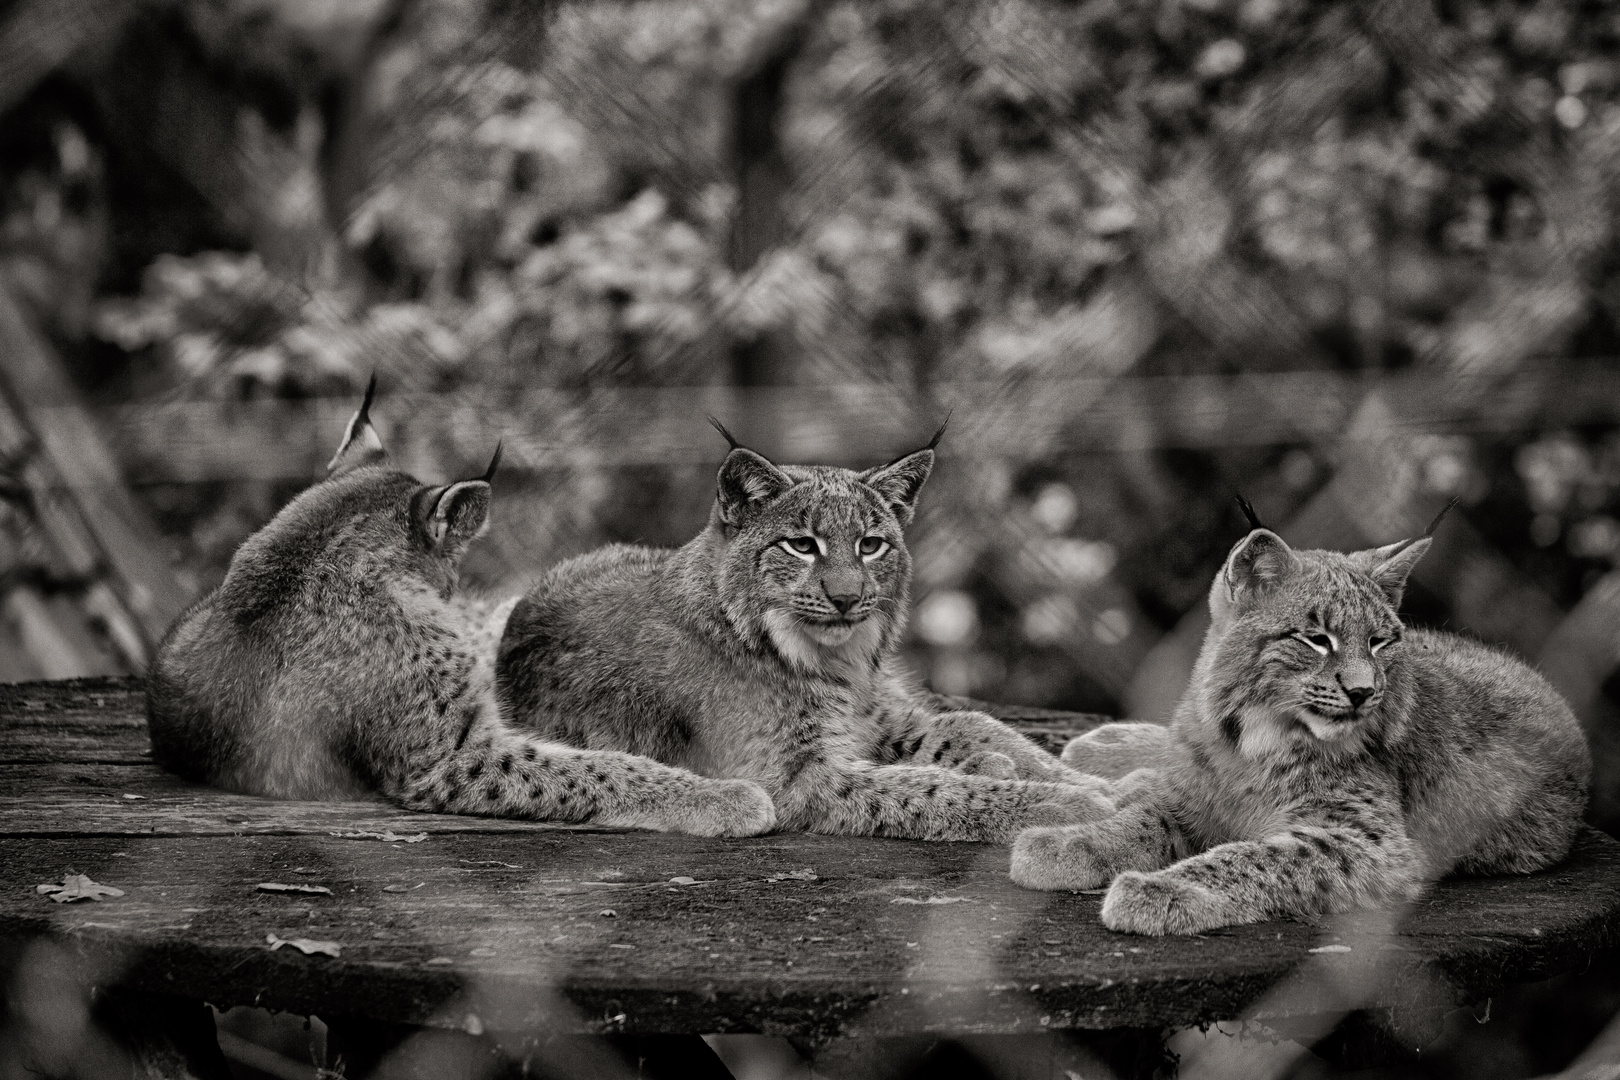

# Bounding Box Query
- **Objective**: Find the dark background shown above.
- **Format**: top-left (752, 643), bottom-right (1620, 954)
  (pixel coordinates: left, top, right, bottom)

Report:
top-left (2, 0), bottom-right (1620, 1076)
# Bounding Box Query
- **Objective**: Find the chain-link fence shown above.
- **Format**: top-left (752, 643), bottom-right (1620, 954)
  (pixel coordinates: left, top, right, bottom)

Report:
top-left (4, 0), bottom-right (1620, 1075)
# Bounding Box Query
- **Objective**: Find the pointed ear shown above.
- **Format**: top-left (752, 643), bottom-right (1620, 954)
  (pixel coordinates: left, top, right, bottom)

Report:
top-left (717, 448), bottom-right (792, 524)
top-left (860, 449), bottom-right (934, 527)
top-left (418, 480), bottom-right (491, 551)
top-left (327, 375), bottom-right (387, 475)
top-left (1355, 537), bottom-right (1431, 607)
top-left (1210, 529), bottom-right (1298, 622)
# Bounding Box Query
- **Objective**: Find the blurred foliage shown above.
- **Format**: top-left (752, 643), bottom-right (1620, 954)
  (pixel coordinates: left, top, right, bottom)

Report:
top-left (7, 0), bottom-right (1620, 722)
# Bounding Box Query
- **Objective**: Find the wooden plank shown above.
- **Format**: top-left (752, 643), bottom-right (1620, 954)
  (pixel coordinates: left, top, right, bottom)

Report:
top-left (0, 677), bottom-right (148, 765)
top-left (3, 829), bottom-right (1616, 1039)
top-left (0, 679), bottom-right (1111, 801)
top-left (4, 677), bottom-right (1620, 1043)
top-left (0, 760), bottom-right (625, 838)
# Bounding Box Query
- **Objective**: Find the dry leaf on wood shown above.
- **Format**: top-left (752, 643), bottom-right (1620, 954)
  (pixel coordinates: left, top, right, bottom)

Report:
top-left (265, 934), bottom-right (342, 957)
top-left (37, 874), bottom-right (124, 903)
top-left (330, 830), bottom-right (428, 843)
top-left (1308, 944), bottom-right (1353, 954)
top-left (766, 868), bottom-right (818, 882)
top-left (256, 882), bottom-right (333, 895)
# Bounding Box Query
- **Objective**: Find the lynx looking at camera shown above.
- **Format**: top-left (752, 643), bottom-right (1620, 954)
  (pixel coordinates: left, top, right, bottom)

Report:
top-left (496, 422), bottom-right (1113, 843)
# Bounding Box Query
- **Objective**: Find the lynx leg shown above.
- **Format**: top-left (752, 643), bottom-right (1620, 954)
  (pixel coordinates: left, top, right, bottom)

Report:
top-left (777, 762), bottom-right (1114, 843)
top-left (913, 711), bottom-right (1093, 784)
top-left (395, 713), bottom-right (775, 837)
top-left (1101, 821), bottom-right (1420, 935)
top-left (1010, 802), bottom-right (1183, 891)
top-left (1059, 722), bottom-right (1171, 780)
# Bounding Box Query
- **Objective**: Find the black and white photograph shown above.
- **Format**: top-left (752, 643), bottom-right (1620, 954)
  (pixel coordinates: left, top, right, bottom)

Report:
top-left (2, 0), bottom-right (1620, 1076)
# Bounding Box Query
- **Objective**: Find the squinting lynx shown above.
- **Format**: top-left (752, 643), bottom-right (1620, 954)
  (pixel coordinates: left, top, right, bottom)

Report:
top-left (146, 383), bottom-right (774, 836)
top-left (496, 424), bottom-right (1112, 842)
top-left (1012, 509), bottom-right (1590, 935)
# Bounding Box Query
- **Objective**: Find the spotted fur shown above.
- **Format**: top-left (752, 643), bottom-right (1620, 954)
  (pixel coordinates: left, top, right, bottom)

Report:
top-left (145, 389), bottom-right (774, 837)
top-left (497, 438), bottom-right (1111, 842)
top-left (1011, 526), bottom-right (1591, 934)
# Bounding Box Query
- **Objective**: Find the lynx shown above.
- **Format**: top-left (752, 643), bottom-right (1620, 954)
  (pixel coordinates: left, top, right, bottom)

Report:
top-left (1010, 508), bottom-right (1591, 935)
top-left (495, 423), bottom-right (1112, 842)
top-left (146, 383), bottom-right (775, 836)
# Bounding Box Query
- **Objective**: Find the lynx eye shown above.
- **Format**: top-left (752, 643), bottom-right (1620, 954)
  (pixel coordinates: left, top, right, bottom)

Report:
top-left (1369, 633), bottom-right (1398, 654)
top-left (781, 537), bottom-right (821, 559)
top-left (858, 536), bottom-right (888, 559)
top-left (1294, 631), bottom-right (1336, 656)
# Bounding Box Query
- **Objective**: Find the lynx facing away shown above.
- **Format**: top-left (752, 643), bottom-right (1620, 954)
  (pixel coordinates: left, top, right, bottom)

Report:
top-left (146, 385), bottom-right (774, 836)
top-left (1011, 519), bottom-right (1590, 935)
top-left (496, 426), bottom-right (1112, 843)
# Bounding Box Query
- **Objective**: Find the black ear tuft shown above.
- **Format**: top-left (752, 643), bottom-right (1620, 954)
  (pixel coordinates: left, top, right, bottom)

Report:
top-left (925, 412), bottom-right (951, 452)
top-left (356, 372), bottom-right (377, 425)
top-left (1424, 495), bottom-right (1460, 538)
top-left (708, 416), bottom-right (743, 451)
top-left (1235, 494), bottom-right (1265, 532)
top-left (327, 373), bottom-right (387, 475)
top-left (481, 440), bottom-right (503, 484)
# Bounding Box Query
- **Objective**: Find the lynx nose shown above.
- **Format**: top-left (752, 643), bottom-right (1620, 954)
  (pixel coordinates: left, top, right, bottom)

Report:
top-left (1344, 685), bottom-right (1373, 709)
top-left (824, 585), bottom-right (861, 615)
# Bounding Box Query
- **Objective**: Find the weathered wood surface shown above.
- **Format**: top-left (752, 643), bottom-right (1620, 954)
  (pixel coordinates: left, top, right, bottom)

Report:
top-left (3, 677), bottom-right (1620, 1043)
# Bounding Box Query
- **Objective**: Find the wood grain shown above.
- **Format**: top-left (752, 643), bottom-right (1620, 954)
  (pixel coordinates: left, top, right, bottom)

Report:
top-left (3, 677), bottom-right (1619, 1041)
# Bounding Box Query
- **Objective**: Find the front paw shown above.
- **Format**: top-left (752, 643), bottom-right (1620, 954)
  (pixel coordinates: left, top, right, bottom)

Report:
top-left (1060, 722), bottom-right (1169, 781)
top-left (1021, 785), bottom-right (1115, 832)
top-left (1101, 870), bottom-right (1228, 935)
top-left (684, 779), bottom-right (777, 837)
top-left (1010, 825), bottom-right (1111, 890)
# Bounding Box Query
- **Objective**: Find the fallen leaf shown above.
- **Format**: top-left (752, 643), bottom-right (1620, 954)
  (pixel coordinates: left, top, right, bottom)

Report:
top-left (37, 875), bottom-right (124, 903)
top-left (599, 909), bottom-right (617, 918)
top-left (265, 934), bottom-right (342, 957)
top-left (256, 882), bottom-right (332, 895)
top-left (425, 957), bottom-right (454, 965)
top-left (607, 943), bottom-right (634, 949)
top-left (330, 830), bottom-right (428, 843)
top-left (669, 876), bottom-right (699, 885)
top-left (383, 884), bottom-right (411, 893)
top-left (765, 868), bottom-right (818, 882)
top-left (469, 947), bottom-right (497, 957)
top-left (1308, 944), bottom-right (1353, 954)
top-left (121, 794), bottom-right (146, 800)
top-left (891, 896), bottom-right (974, 905)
